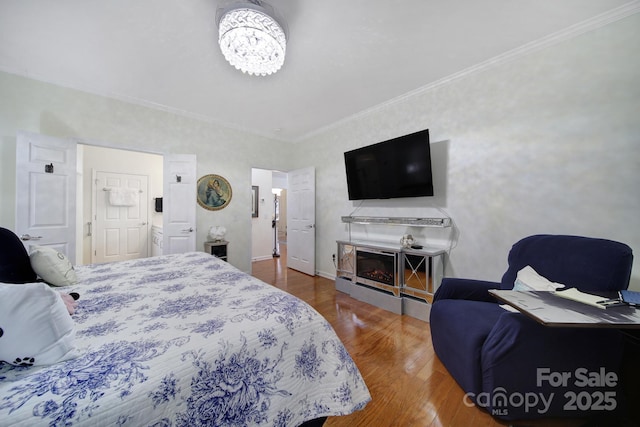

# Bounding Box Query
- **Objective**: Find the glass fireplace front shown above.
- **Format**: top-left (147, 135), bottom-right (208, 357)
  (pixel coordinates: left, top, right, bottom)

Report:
top-left (355, 247), bottom-right (400, 295)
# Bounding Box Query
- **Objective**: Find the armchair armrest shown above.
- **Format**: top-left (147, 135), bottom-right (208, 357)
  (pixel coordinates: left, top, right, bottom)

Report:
top-left (434, 278), bottom-right (501, 303)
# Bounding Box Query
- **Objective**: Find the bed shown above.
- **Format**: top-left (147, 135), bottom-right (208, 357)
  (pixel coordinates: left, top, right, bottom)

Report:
top-left (0, 234), bottom-right (371, 427)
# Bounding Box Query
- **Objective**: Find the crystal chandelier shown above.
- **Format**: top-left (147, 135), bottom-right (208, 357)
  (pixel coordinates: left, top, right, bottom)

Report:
top-left (217, 0), bottom-right (287, 76)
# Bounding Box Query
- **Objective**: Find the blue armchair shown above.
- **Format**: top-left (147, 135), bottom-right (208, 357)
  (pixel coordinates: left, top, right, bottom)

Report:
top-left (430, 234), bottom-right (634, 420)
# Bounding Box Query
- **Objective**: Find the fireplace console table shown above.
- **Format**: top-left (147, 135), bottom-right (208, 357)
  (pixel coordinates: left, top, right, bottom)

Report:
top-left (336, 239), bottom-right (446, 321)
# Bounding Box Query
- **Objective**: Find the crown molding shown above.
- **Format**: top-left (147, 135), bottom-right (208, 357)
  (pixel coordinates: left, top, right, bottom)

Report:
top-left (295, 1), bottom-right (640, 143)
top-left (0, 65), bottom-right (290, 143)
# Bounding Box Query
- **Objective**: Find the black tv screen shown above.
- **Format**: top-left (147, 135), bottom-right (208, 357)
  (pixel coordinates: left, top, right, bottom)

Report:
top-left (344, 129), bottom-right (433, 200)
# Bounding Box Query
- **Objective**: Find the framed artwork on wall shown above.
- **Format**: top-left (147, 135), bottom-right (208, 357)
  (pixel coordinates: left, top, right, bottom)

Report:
top-left (197, 174), bottom-right (232, 211)
top-left (251, 186), bottom-right (259, 218)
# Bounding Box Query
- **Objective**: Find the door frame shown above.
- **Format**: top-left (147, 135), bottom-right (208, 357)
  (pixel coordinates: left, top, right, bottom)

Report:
top-left (249, 168), bottom-right (291, 270)
top-left (78, 141), bottom-right (165, 264)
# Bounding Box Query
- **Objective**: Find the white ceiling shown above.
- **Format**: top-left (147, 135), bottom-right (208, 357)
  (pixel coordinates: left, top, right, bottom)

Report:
top-left (0, 0), bottom-right (635, 142)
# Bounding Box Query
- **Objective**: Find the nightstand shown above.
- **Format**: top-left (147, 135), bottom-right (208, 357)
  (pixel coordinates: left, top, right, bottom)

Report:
top-left (204, 240), bottom-right (228, 262)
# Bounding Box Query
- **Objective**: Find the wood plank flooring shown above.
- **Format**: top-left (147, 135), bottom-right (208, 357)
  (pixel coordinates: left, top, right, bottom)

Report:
top-left (251, 246), bottom-right (590, 427)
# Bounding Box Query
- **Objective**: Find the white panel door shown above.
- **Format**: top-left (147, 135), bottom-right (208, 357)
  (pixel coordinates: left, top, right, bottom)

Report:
top-left (287, 167), bottom-right (315, 276)
top-left (15, 131), bottom-right (76, 259)
top-left (93, 171), bottom-right (149, 263)
top-left (163, 154), bottom-right (196, 254)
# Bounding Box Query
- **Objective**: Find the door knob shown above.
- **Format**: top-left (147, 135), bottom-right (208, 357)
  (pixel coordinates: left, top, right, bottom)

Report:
top-left (181, 227), bottom-right (194, 233)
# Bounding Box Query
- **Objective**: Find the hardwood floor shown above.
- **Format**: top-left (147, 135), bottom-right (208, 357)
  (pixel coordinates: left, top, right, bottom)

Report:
top-left (250, 246), bottom-right (590, 427)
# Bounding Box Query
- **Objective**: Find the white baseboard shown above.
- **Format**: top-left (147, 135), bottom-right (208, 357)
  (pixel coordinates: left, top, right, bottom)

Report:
top-left (316, 270), bottom-right (336, 280)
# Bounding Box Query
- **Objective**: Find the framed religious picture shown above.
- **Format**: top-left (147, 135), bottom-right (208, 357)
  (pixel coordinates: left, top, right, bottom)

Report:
top-left (197, 174), bottom-right (232, 211)
top-left (251, 186), bottom-right (259, 218)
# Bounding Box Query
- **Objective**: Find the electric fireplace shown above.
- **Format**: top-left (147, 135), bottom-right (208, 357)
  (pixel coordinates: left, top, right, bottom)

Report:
top-left (336, 239), bottom-right (446, 320)
top-left (356, 247), bottom-right (401, 296)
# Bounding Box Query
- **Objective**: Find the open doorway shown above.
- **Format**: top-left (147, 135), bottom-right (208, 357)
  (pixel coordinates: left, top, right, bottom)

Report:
top-left (273, 171), bottom-right (288, 252)
top-left (79, 144), bottom-right (163, 265)
top-left (251, 168), bottom-right (287, 263)
top-left (250, 167), bottom-right (316, 276)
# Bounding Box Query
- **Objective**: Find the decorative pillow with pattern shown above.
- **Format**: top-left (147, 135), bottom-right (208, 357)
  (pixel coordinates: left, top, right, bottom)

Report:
top-left (29, 245), bottom-right (77, 287)
top-left (0, 282), bottom-right (77, 367)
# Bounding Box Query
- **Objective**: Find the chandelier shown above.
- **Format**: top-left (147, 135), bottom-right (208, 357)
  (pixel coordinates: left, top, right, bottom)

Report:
top-left (217, 0), bottom-right (287, 76)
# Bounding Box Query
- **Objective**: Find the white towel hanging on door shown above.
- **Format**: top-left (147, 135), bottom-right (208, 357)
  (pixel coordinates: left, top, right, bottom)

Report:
top-left (107, 187), bottom-right (139, 206)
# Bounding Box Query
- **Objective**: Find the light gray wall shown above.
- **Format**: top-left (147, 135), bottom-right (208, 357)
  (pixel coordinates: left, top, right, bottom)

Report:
top-left (291, 13), bottom-right (640, 289)
top-left (0, 74), bottom-right (293, 272)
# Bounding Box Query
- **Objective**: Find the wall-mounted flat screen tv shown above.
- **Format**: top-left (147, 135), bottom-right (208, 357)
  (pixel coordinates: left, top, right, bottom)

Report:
top-left (344, 129), bottom-right (433, 200)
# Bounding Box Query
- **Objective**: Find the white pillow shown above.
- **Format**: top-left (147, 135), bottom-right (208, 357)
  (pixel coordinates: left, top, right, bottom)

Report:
top-left (29, 245), bottom-right (77, 286)
top-left (0, 282), bottom-right (77, 366)
top-left (513, 266), bottom-right (565, 292)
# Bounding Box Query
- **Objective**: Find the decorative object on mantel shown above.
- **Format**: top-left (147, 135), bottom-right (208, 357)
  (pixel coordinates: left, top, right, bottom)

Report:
top-left (208, 226), bottom-right (227, 242)
top-left (197, 174), bottom-right (233, 211)
top-left (400, 234), bottom-right (415, 249)
top-left (216, 0), bottom-right (287, 76)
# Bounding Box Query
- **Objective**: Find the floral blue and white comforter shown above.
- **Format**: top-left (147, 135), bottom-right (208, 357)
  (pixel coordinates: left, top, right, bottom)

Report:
top-left (0, 252), bottom-right (370, 426)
